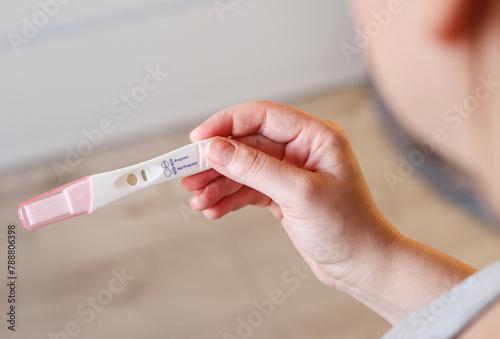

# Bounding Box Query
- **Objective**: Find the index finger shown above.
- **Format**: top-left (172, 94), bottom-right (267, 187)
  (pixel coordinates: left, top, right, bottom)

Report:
top-left (190, 100), bottom-right (326, 144)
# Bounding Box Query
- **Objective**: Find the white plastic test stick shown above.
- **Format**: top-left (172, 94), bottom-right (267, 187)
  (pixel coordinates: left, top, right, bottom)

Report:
top-left (18, 138), bottom-right (213, 229)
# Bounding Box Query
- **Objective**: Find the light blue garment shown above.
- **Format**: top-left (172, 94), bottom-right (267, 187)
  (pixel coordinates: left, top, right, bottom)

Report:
top-left (382, 260), bottom-right (500, 339)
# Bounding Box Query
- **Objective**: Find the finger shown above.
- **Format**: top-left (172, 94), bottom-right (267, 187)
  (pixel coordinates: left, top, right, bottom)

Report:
top-left (204, 136), bottom-right (312, 207)
top-left (182, 134), bottom-right (286, 191)
top-left (202, 186), bottom-right (272, 219)
top-left (268, 202), bottom-right (283, 220)
top-left (181, 169), bottom-right (221, 192)
top-left (190, 100), bottom-right (328, 145)
top-left (189, 176), bottom-right (243, 211)
top-left (191, 101), bottom-right (349, 174)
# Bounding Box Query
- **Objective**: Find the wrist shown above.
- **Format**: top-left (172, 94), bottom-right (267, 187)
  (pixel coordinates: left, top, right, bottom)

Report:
top-left (314, 212), bottom-right (403, 295)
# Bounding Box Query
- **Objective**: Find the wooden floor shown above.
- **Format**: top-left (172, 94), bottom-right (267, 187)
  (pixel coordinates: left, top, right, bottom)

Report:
top-left (2, 85), bottom-right (500, 339)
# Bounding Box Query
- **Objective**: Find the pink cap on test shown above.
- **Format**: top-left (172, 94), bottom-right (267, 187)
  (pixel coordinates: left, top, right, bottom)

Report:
top-left (18, 176), bottom-right (93, 230)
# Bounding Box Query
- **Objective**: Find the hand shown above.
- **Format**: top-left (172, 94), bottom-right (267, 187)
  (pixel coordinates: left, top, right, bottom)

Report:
top-left (181, 101), bottom-right (475, 324)
top-left (182, 101), bottom-right (399, 284)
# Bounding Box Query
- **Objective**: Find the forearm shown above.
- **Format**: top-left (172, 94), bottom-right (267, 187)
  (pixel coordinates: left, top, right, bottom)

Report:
top-left (320, 217), bottom-right (477, 325)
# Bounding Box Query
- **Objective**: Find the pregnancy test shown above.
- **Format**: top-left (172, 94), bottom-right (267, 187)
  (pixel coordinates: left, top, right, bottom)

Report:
top-left (18, 138), bottom-right (213, 230)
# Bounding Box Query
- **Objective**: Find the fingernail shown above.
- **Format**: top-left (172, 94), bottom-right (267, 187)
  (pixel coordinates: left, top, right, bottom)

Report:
top-left (206, 138), bottom-right (235, 167)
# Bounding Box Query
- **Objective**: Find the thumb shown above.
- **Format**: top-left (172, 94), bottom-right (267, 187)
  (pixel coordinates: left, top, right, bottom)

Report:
top-left (204, 137), bottom-right (307, 205)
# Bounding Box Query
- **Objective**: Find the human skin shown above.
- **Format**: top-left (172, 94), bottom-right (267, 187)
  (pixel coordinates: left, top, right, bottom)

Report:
top-left (180, 0), bottom-right (500, 332)
top-left (347, 0), bottom-right (500, 333)
top-left (349, 0), bottom-right (500, 220)
top-left (181, 100), bottom-right (476, 324)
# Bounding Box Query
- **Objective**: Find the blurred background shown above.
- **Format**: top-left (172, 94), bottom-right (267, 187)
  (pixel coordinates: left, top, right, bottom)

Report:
top-left (1, 1), bottom-right (500, 338)
top-left (1, 0), bottom-right (363, 173)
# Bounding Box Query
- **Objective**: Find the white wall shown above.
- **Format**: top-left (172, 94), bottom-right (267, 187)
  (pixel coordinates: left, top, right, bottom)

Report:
top-left (0, 0), bottom-right (365, 174)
